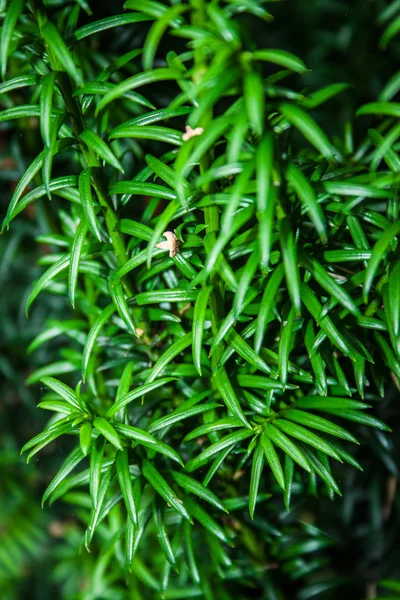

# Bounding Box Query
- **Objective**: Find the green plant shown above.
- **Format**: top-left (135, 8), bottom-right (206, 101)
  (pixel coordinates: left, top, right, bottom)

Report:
top-left (1, 0), bottom-right (400, 598)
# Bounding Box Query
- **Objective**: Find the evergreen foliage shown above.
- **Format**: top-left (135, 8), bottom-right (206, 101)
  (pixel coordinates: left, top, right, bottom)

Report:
top-left (1, 0), bottom-right (400, 598)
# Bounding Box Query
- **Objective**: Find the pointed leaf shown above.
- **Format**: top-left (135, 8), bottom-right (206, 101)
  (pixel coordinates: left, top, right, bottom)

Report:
top-left (142, 459), bottom-right (191, 521)
top-left (364, 220), bottom-right (400, 302)
top-left (93, 417), bottom-right (123, 450)
top-left (40, 21), bottom-right (81, 83)
top-left (260, 433), bottom-right (285, 489)
top-left (68, 218), bottom-right (88, 308)
top-left (186, 428), bottom-right (253, 472)
top-left (214, 367), bottom-right (251, 428)
top-left (116, 449), bottom-right (138, 526)
top-left (79, 168), bottom-right (102, 241)
top-left (1, 0), bottom-right (23, 79)
top-left (82, 304), bottom-right (116, 381)
top-left (42, 446), bottom-right (84, 506)
top-left (192, 285), bottom-right (213, 375)
top-left (80, 129), bottom-right (124, 173)
top-left (264, 424), bottom-right (311, 472)
top-left (107, 377), bottom-right (177, 418)
top-left (170, 470), bottom-right (227, 512)
top-left (115, 423), bottom-right (183, 465)
top-left (249, 442), bottom-right (264, 518)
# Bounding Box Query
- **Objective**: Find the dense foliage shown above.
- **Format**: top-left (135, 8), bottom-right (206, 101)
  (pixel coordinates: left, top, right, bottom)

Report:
top-left (1, 0), bottom-right (400, 598)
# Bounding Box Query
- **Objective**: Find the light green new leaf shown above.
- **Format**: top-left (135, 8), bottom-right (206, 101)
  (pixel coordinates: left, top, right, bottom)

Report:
top-left (111, 180), bottom-right (177, 201)
top-left (145, 154), bottom-right (180, 188)
top-left (118, 218), bottom-right (154, 241)
top-left (90, 438), bottom-right (106, 506)
top-left (111, 126), bottom-right (182, 145)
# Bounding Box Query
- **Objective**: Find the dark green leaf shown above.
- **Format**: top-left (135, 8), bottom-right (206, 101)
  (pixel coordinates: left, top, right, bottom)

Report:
top-left (260, 433), bottom-right (285, 489)
top-left (192, 285), bottom-right (213, 376)
top-left (116, 449), bottom-right (138, 526)
top-left (93, 416), bottom-right (123, 450)
top-left (1, 0), bottom-right (23, 79)
top-left (264, 424), bottom-right (311, 472)
top-left (142, 459), bottom-right (191, 521)
top-left (170, 470), bottom-right (227, 512)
